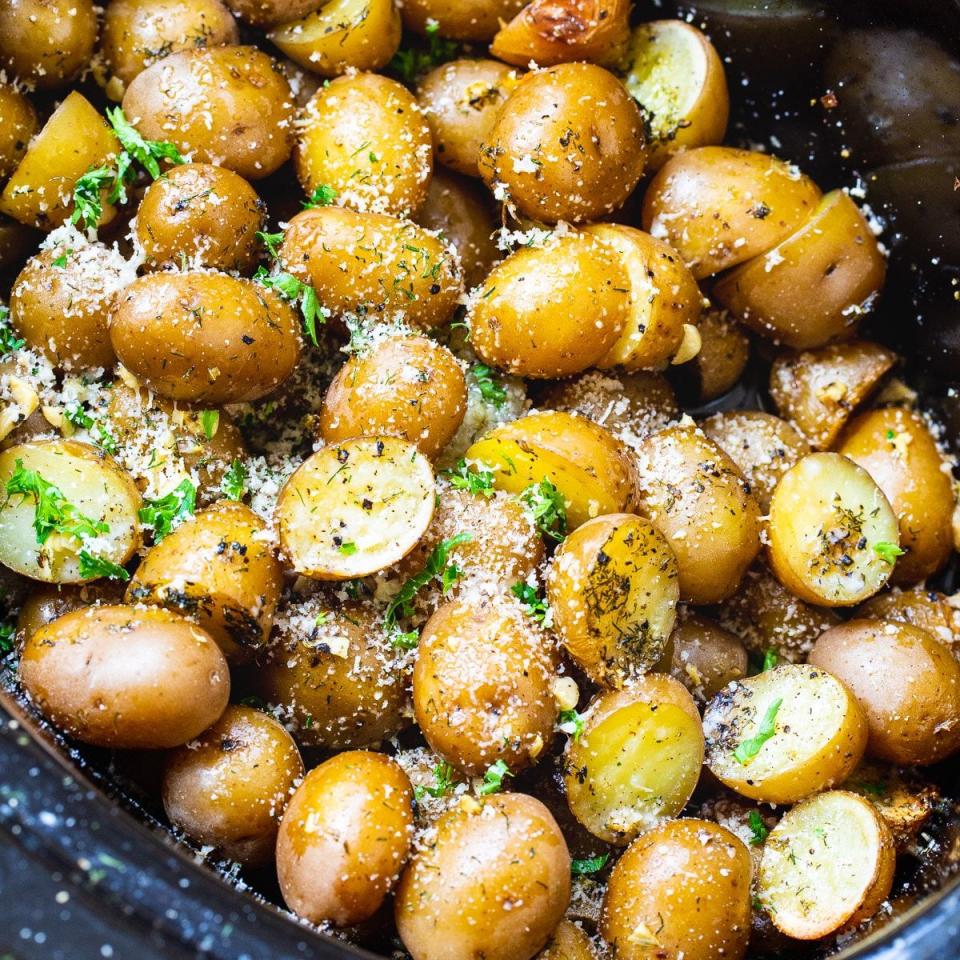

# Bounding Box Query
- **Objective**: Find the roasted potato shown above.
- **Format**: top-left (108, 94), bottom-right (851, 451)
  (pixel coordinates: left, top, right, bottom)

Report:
top-left (223, 0), bottom-right (323, 28)
top-left (399, 0), bottom-right (526, 43)
top-left (672, 306), bottom-right (750, 405)
top-left (670, 612), bottom-right (748, 701)
top-left (16, 581), bottom-right (127, 640)
top-left (537, 921), bottom-right (597, 960)
top-left (844, 760), bottom-right (939, 849)
top-left (858, 584), bottom-right (960, 654)
top-left (0, 216), bottom-right (40, 272)
top-left (0, 84), bottom-right (37, 183)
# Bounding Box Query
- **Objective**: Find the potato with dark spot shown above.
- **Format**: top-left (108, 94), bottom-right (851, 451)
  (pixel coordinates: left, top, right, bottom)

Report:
top-left (0, 84), bottom-right (37, 183)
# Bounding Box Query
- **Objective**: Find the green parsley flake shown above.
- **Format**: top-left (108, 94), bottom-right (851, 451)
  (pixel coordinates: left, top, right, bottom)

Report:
top-left (478, 759), bottom-right (512, 796)
top-left (471, 363), bottom-right (507, 408)
top-left (444, 459), bottom-right (495, 498)
top-left (384, 531), bottom-right (473, 626)
top-left (511, 580), bottom-right (550, 625)
top-left (139, 478), bottom-right (196, 541)
top-left (302, 184), bottom-right (338, 209)
top-left (220, 459), bottom-right (248, 501)
top-left (520, 478), bottom-right (568, 542)
top-left (733, 698), bottom-right (783, 765)
top-left (747, 810), bottom-right (768, 845)
top-left (253, 266), bottom-right (327, 348)
top-left (570, 853), bottom-right (609, 876)
top-left (413, 761), bottom-right (459, 802)
top-left (0, 306), bottom-right (24, 355)
top-left (199, 409), bottom-right (220, 441)
top-left (558, 708), bottom-right (585, 742)
top-left (873, 541), bottom-right (905, 564)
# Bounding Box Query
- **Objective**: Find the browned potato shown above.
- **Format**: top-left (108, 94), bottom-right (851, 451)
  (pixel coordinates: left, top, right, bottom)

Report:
top-left (478, 63), bottom-right (647, 224)
top-left (670, 612), bottom-right (748, 701)
top-left (295, 72), bottom-right (432, 217)
top-left (413, 594), bottom-right (557, 776)
top-left (601, 819), bottom-right (752, 960)
top-left (16, 581), bottom-right (127, 640)
top-left (0, 84), bottom-right (37, 183)
top-left (674, 307), bottom-right (750, 404)
top-left (110, 272), bottom-right (302, 405)
top-left (538, 922), bottom-right (597, 960)
top-left (135, 163), bottom-right (265, 272)
top-left (768, 339), bottom-right (898, 450)
top-left (0, 0), bottom-right (97, 89)
top-left (837, 407), bottom-right (954, 584)
top-left (844, 760), bottom-right (939, 849)
top-left (19, 604), bottom-right (229, 748)
top-left (395, 793), bottom-right (570, 960)
top-left (417, 59), bottom-right (517, 179)
top-left (810, 619), bottom-right (960, 765)
top-left (399, 0), bottom-right (526, 43)
top-left (702, 410), bottom-right (811, 512)
top-left (468, 233), bottom-right (630, 378)
top-left (642, 147), bottom-right (822, 279)
top-left (858, 584), bottom-right (960, 655)
top-left (162, 705), bottom-right (303, 865)
top-left (122, 47), bottom-right (295, 180)
top-left (277, 751), bottom-right (413, 926)
top-left (223, 0), bottom-right (323, 28)
top-left (634, 422), bottom-right (761, 605)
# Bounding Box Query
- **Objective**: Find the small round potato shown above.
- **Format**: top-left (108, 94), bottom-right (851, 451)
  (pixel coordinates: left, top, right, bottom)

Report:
top-left (223, 0), bottom-right (324, 28)
top-left (319, 335), bottom-right (467, 460)
top-left (122, 47), bottom-right (295, 180)
top-left (673, 307), bottom-right (750, 405)
top-left (670, 612), bottom-right (748, 701)
top-left (642, 146), bottom-right (822, 279)
top-left (538, 921), bottom-right (597, 960)
top-left (703, 663), bottom-right (869, 805)
top-left (135, 163), bottom-right (265, 272)
top-left (767, 452), bottom-right (900, 607)
top-left (16, 581), bottom-right (127, 640)
top-left (0, 84), bottom-right (37, 183)
top-left (162, 705), bottom-right (304, 866)
top-left (276, 437), bottom-right (435, 580)
top-left (19, 604), bottom-right (229, 748)
top-left (277, 751), bottom-right (414, 926)
top-left (601, 819), bottom-right (752, 960)
top-left (858, 585), bottom-right (960, 654)
top-left (547, 513), bottom-right (680, 687)
top-left (468, 233), bottom-right (631, 379)
top-left (413, 594), bottom-right (557, 776)
top-left (109, 272), bottom-right (302, 405)
top-left (810, 619), bottom-right (960, 765)
top-left (295, 73), bottom-right (433, 218)
top-left (479, 63), bottom-right (646, 223)
top-left (395, 793), bottom-right (570, 960)
top-left (757, 791), bottom-right (895, 939)
top-left (400, 0), bottom-right (526, 43)
top-left (0, 216), bottom-right (40, 272)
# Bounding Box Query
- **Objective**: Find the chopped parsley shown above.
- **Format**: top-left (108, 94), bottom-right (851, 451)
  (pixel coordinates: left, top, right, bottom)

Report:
top-left (389, 628), bottom-right (420, 651)
top-left (51, 249), bottom-right (73, 268)
top-left (0, 305), bottom-right (24, 355)
top-left (106, 106), bottom-right (183, 182)
top-left (471, 363), bottom-right (507, 408)
top-left (199, 409), bottom-right (219, 441)
top-left (338, 541), bottom-right (358, 556)
top-left (444, 459), bottom-right (495, 498)
top-left (873, 541), bottom-right (905, 564)
top-left (64, 405), bottom-right (94, 430)
top-left (302, 184), bottom-right (338, 209)
top-left (747, 810), bottom-right (769, 845)
top-left (413, 761), bottom-right (458, 802)
top-left (558, 708), bottom-right (585, 742)
top-left (77, 551), bottom-right (129, 582)
top-left (388, 20), bottom-right (459, 85)
top-left (520, 478), bottom-right (568, 542)
top-left (70, 167), bottom-right (116, 232)
top-left (511, 580), bottom-right (550, 625)
top-left (256, 230), bottom-right (284, 259)
top-left (220, 459), bottom-right (248, 501)
top-left (733, 698), bottom-right (783, 765)
top-left (253, 266), bottom-right (327, 348)
top-left (478, 759), bottom-right (512, 796)
top-left (138, 478), bottom-right (196, 541)
top-left (384, 531), bottom-right (473, 626)
top-left (570, 853), bottom-right (609, 876)
top-left (761, 648), bottom-right (779, 672)
top-left (0, 622), bottom-right (14, 655)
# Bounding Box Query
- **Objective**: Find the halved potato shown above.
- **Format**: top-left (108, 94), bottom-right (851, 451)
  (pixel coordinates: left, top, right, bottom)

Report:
top-left (757, 791), bottom-right (895, 939)
top-left (276, 437), bottom-right (435, 579)
top-left (703, 663), bottom-right (868, 805)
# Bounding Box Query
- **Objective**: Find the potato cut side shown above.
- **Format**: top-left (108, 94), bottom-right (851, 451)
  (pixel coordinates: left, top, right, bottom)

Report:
top-left (843, 761), bottom-right (939, 849)
top-left (767, 452), bottom-right (899, 607)
top-left (703, 663), bottom-right (867, 804)
top-left (276, 437), bottom-right (435, 579)
top-left (758, 790), bottom-right (895, 939)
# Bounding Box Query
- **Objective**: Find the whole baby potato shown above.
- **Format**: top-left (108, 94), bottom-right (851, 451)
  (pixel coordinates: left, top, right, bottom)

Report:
top-left (16, 581), bottom-right (126, 641)
top-left (673, 307), bottom-right (750, 405)
top-left (109, 272), bottom-right (302, 404)
top-left (224, 0), bottom-right (324, 27)
top-left (0, 85), bottom-right (37, 183)
top-left (670, 612), bottom-right (749, 701)
top-left (19, 604), bottom-right (229, 748)
top-left (399, 0), bottom-right (526, 42)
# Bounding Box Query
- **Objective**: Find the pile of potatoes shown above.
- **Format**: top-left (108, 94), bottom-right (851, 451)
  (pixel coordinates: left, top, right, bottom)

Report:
top-left (0, 2), bottom-right (958, 960)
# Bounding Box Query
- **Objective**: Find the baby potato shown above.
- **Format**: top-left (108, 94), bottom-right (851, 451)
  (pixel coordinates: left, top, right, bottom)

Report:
top-left (0, 0), bottom-right (97, 90)
top-left (641, 146), bottom-right (822, 279)
top-left (162, 705), bottom-right (303, 866)
top-left (757, 791), bottom-right (895, 939)
top-left (858, 584), bottom-right (960, 653)
top-left (673, 306), bottom-right (750, 405)
top-left (601, 819), bottom-right (752, 960)
top-left (767, 452), bottom-right (899, 607)
top-left (625, 20), bottom-right (730, 171)
top-left (417, 59), bottom-right (517, 179)
top-left (100, 0), bottom-right (239, 95)
top-left (703, 663), bottom-right (868, 805)
top-left (702, 411), bottom-right (811, 513)
top-left (478, 63), bottom-right (647, 224)
top-left (109, 272), bottom-right (302, 405)
top-left (0, 440), bottom-right (141, 584)
top-left (768, 339), bottom-right (897, 450)
top-left (0, 216), bottom-right (39, 272)
top-left (319, 336), bottom-right (467, 460)
top-left (564, 677), bottom-right (704, 845)
top-left (583, 224), bottom-right (702, 372)
top-left (277, 437), bottom-right (435, 580)
top-left (538, 921), bottom-right (597, 960)
top-left (395, 793), bottom-right (570, 960)
top-left (135, 163), bottom-right (265, 273)
top-left (633, 422), bottom-right (761, 605)
top-left (490, 0), bottom-right (631, 68)
top-left (19, 604), bottom-right (229, 748)
top-left (122, 47), bottom-right (295, 180)
top-left (465, 411), bottom-right (636, 530)
top-left (468, 233), bottom-right (630, 379)
top-left (295, 73), bottom-right (432, 218)
top-left (714, 190), bottom-right (887, 350)
top-left (810, 619), bottom-right (960, 765)
top-left (0, 84), bottom-right (37, 183)
top-left (278, 206), bottom-right (462, 329)
top-left (844, 760), bottom-right (939, 849)
top-left (413, 594), bottom-right (558, 776)
top-left (670, 612), bottom-right (748, 701)
top-left (0, 92), bottom-right (121, 231)
top-left (223, 0), bottom-right (323, 28)
top-left (269, 0), bottom-right (401, 76)
top-left (17, 581), bottom-right (127, 640)
top-left (837, 408), bottom-right (954, 584)
top-left (547, 513), bottom-right (680, 687)
top-left (400, 0), bottom-right (526, 42)
top-left (277, 751), bottom-right (413, 926)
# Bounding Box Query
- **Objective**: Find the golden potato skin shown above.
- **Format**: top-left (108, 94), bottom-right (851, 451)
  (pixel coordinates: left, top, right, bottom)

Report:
top-left (0, 85), bottom-right (37, 183)
top-left (858, 585), bottom-right (960, 654)
top-left (400, 0), bottom-right (526, 42)
top-left (162, 705), bottom-right (304, 866)
top-left (0, 0), bottom-right (97, 89)
top-left (277, 751), bottom-right (414, 926)
top-left (479, 64), bottom-right (646, 223)
top-left (675, 307), bottom-right (750, 405)
top-left (810, 619), bottom-right (960, 765)
top-left (19, 605), bottom-right (229, 748)
top-left (395, 793), bottom-right (570, 960)
top-left (224, 0), bottom-right (323, 28)
top-left (468, 234), bottom-right (630, 379)
top-left (122, 47), bottom-right (295, 180)
top-left (538, 922), bottom-right (597, 960)
top-left (601, 820), bottom-right (752, 960)
top-left (16, 581), bottom-right (127, 641)
top-left (109, 272), bottom-right (302, 405)
top-left (296, 73), bottom-right (433, 218)
top-left (670, 612), bottom-right (749, 701)
top-left (135, 164), bottom-right (265, 273)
